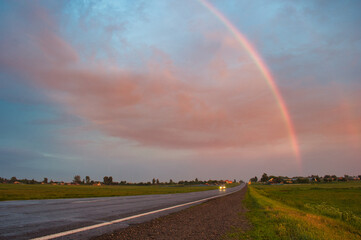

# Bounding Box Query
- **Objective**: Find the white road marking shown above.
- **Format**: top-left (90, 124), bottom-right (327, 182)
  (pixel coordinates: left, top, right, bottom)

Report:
top-left (72, 200), bottom-right (103, 204)
top-left (31, 186), bottom-right (242, 240)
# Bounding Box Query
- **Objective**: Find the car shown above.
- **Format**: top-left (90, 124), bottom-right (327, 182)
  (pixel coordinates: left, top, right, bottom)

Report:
top-left (219, 185), bottom-right (226, 190)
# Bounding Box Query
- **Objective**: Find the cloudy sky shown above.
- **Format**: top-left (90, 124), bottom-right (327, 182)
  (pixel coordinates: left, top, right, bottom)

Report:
top-left (0, 0), bottom-right (360, 182)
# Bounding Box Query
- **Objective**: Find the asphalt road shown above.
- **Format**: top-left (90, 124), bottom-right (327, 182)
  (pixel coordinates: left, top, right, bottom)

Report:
top-left (0, 184), bottom-right (244, 240)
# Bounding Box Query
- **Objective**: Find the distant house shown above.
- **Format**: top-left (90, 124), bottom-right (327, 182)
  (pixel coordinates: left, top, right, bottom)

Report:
top-left (225, 180), bottom-right (233, 184)
top-left (13, 181), bottom-right (21, 184)
top-left (284, 178), bottom-right (293, 184)
top-left (93, 182), bottom-right (101, 186)
top-left (268, 178), bottom-right (279, 184)
top-left (267, 177), bottom-right (284, 184)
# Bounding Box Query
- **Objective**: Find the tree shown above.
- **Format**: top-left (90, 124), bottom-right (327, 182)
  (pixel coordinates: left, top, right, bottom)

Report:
top-left (255, 176), bottom-right (258, 182)
top-left (103, 176), bottom-right (113, 185)
top-left (43, 177), bottom-right (48, 184)
top-left (195, 178), bottom-right (198, 183)
top-left (323, 175), bottom-right (331, 182)
top-left (10, 176), bottom-right (17, 183)
top-left (250, 177), bottom-right (257, 182)
top-left (73, 175), bottom-right (81, 184)
top-left (152, 178), bottom-right (156, 185)
top-left (296, 177), bottom-right (309, 184)
top-left (261, 173), bottom-right (269, 182)
top-left (156, 179), bottom-right (159, 184)
top-left (169, 179), bottom-right (174, 184)
top-left (85, 176), bottom-right (90, 184)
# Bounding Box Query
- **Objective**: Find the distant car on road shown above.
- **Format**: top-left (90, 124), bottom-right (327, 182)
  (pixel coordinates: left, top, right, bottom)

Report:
top-left (219, 185), bottom-right (226, 190)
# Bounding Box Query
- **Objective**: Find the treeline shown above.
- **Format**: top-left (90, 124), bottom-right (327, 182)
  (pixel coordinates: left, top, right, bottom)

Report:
top-left (0, 176), bottom-right (39, 184)
top-left (0, 176), bottom-right (240, 186)
top-left (249, 173), bottom-right (361, 184)
top-left (73, 176), bottom-right (239, 186)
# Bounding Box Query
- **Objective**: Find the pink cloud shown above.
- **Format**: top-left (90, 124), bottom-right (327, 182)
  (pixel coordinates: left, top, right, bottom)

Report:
top-left (1, 4), bottom-right (360, 159)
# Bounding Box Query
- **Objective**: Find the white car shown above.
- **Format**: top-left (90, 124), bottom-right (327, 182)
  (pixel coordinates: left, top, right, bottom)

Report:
top-left (219, 185), bottom-right (226, 190)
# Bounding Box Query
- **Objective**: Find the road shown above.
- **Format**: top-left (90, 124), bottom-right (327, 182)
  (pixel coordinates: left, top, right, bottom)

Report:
top-left (0, 184), bottom-right (244, 240)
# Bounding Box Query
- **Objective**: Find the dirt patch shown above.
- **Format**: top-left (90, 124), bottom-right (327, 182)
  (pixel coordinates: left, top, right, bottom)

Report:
top-left (93, 186), bottom-right (249, 240)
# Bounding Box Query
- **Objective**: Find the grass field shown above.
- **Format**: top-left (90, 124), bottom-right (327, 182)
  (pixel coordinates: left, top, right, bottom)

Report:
top-left (228, 182), bottom-right (361, 240)
top-left (0, 183), bottom-right (239, 201)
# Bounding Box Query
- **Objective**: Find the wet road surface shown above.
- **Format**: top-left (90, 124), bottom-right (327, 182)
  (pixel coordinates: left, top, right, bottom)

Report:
top-left (0, 184), bottom-right (244, 239)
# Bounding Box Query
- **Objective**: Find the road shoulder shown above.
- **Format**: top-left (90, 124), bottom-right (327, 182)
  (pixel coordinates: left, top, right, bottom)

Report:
top-left (93, 186), bottom-right (249, 240)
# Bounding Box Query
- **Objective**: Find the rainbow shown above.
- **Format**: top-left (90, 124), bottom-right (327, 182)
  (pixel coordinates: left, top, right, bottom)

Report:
top-left (199, 0), bottom-right (301, 168)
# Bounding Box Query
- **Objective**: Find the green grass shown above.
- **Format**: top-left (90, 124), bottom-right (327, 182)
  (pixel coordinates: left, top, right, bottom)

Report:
top-left (0, 183), bottom-right (239, 201)
top-left (227, 182), bottom-right (361, 240)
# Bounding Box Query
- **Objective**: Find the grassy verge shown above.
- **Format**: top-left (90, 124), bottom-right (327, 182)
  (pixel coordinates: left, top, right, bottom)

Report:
top-left (227, 182), bottom-right (361, 240)
top-left (0, 183), bottom-right (238, 201)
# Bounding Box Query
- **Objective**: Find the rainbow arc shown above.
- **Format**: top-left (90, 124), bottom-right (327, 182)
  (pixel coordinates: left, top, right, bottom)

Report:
top-left (199, 0), bottom-right (301, 169)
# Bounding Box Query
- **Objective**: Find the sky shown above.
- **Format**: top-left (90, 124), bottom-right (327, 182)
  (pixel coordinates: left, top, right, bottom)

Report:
top-left (0, 0), bottom-right (360, 183)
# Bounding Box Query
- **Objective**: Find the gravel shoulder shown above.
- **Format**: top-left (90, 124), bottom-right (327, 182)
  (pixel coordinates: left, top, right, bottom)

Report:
top-left (93, 186), bottom-right (249, 240)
